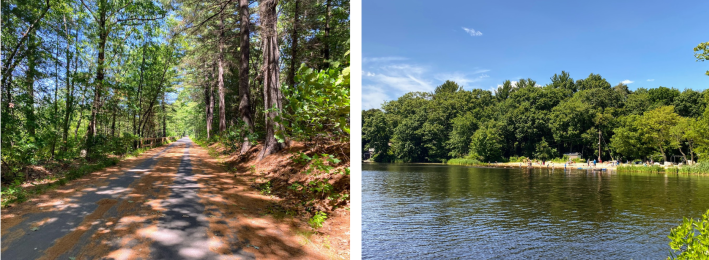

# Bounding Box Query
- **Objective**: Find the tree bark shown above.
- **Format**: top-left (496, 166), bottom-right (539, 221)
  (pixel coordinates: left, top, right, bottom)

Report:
top-left (87, 0), bottom-right (108, 159)
top-left (162, 91), bottom-right (166, 137)
top-left (258, 0), bottom-right (285, 160)
top-left (324, 0), bottom-right (331, 67)
top-left (218, 16), bottom-right (227, 133)
top-left (51, 36), bottom-right (60, 159)
top-left (62, 15), bottom-right (78, 152)
top-left (111, 103), bottom-right (116, 137)
top-left (287, 0), bottom-right (299, 87)
top-left (238, 0), bottom-right (254, 153)
top-left (205, 63), bottom-right (214, 139)
top-left (26, 29), bottom-right (38, 138)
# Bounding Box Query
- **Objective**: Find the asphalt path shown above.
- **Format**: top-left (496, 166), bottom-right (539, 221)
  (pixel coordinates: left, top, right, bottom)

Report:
top-left (1, 137), bottom-right (255, 260)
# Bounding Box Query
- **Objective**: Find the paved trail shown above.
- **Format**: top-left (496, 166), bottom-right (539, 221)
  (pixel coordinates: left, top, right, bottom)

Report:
top-left (1, 137), bottom-right (308, 260)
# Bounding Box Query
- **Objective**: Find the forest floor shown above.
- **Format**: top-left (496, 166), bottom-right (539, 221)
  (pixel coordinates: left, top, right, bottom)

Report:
top-left (205, 141), bottom-right (350, 260)
top-left (1, 137), bottom-right (342, 259)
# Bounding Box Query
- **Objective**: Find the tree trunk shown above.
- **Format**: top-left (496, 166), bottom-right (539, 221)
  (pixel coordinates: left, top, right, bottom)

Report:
top-left (324, 0), bottom-right (331, 67)
top-left (688, 139), bottom-right (695, 164)
top-left (26, 30), bottom-right (38, 138)
top-left (51, 37), bottom-right (60, 159)
top-left (205, 64), bottom-right (214, 139)
top-left (678, 146), bottom-right (687, 164)
top-left (111, 104), bottom-right (116, 137)
top-left (258, 0), bottom-right (285, 160)
top-left (87, 1), bottom-right (108, 159)
top-left (218, 16), bottom-right (227, 133)
top-left (238, 0), bottom-right (254, 153)
top-left (62, 16), bottom-right (78, 152)
top-left (162, 91), bottom-right (166, 137)
top-left (287, 0), bottom-right (299, 87)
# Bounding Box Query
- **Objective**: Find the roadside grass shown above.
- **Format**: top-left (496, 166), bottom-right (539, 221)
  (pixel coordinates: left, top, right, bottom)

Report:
top-left (1, 142), bottom-right (170, 208)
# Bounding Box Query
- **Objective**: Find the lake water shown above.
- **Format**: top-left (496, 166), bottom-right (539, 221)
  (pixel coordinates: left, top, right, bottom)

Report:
top-left (362, 163), bottom-right (709, 259)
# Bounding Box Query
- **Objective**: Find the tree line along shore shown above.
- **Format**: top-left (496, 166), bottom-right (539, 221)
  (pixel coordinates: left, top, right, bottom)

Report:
top-left (363, 71), bottom-right (709, 174)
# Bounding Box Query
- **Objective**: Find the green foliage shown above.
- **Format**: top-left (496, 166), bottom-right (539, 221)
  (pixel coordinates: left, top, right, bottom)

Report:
top-left (649, 87), bottom-right (681, 107)
top-left (214, 122), bottom-right (258, 153)
top-left (367, 71), bottom-right (708, 165)
top-left (469, 121), bottom-right (504, 162)
top-left (668, 209), bottom-right (709, 259)
top-left (308, 211), bottom-right (327, 229)
top-left (617, 165), bottom-right (665, 173)
top-left (258, 181), bottom-right (272, 195)
top-left (676, 163), bottom-right (709, 175)
top-left (1, 180), bottom-right (28, 207)
top-left (447, 158), bottom-right (484, 166)
top-left (280, 63), bottom-right (350, 143)
top-left (695, 41), bottom-right (709, 76)
top-left (362, 109), bottom-right (391, 160)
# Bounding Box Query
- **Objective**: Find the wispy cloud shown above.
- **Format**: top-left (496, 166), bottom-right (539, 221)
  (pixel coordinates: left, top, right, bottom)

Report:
top-left (621, 79), bottom-right (634, 84)
top-left (363, 57), bottom-right (408, 64)
top-left (434, 72), bottom-right (489, 87)
top-left (362, 57), bottom-right (492, 109)
top-left (647, 79), bottom-right (655, 82)
top-left (462, 27), bottom-right (483, 36)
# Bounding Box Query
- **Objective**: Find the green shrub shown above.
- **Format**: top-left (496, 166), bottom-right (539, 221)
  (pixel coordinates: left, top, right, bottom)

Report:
top-left (279, 62), bottom-right (350, 144)
top-left (668, 209), bottom-right (709, 259)
top-left (308, 211), bottom-right (328, 229)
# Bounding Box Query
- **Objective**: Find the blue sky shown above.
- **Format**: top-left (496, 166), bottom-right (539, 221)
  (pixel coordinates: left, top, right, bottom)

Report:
top-left (362, 0), bottom-right (709, 109)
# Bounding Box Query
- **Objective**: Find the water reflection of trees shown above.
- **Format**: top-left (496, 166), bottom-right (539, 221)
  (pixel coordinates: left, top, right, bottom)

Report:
top-left (364, 164), bottom-right (709, 226)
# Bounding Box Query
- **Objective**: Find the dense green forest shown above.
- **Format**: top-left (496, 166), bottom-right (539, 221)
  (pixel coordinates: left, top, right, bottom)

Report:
top-left (1, 0), bottom-right (350, 186)
top-left (363, 55), bottom-right (709, 164)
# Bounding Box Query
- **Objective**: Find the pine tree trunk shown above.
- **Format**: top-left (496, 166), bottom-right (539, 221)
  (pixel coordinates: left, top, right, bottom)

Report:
top-left (258, 0), bottom-right (285, 160)
top-left (205, 64), bottom-right (214, 139)
top-left (218, 16), bottom-right (227, 133)
top-left (239, 0), bottom-right (254, 153)
top-left (324, 0), bottom-right (331, 67)
top-left (287, 0), bottom-right (299, 87)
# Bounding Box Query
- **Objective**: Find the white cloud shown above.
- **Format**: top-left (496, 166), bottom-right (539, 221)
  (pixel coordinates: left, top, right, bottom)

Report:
top-left (647, 79), bottom-right (655, 82)
top-left (495, 80), bottom-right (542, 90)
top-left (462, 27), bottom-right (483, 36)
top-left (362, 85), bottom-right (390, 110)
top-left (434, 72), bottom-right (489, 86)
top-left (363, 57), bottom-right (408, 64)
top-left (621, 79), bottom-right (634, 84)
top-left (365, 63), bottom-right (434, 94)
top-left (362, 58), bottom-right (491, 109)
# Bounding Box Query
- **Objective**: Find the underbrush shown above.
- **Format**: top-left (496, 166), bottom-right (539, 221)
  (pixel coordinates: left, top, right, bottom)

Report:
top-left (0, 157), bottom-right (119, 207)
top-left (0, 139), bottom-right (172, 208)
